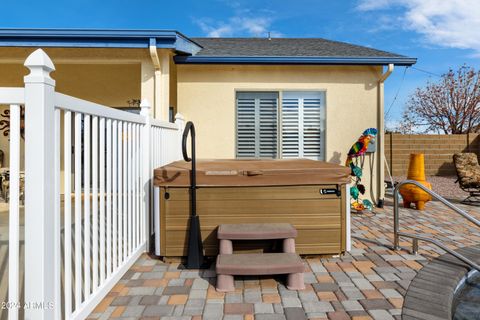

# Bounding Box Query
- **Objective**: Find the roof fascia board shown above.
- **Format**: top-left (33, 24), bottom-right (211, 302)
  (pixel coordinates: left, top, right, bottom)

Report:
top-left (0, 29), bottom-right (202, 54)
top-left (174, 34), bottom-right (202, 55)
top-left (174, 55), bottom-right (417, 66)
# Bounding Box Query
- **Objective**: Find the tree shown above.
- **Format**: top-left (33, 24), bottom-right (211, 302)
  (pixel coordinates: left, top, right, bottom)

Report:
top-left (398, 66), bottom-right (480, 134)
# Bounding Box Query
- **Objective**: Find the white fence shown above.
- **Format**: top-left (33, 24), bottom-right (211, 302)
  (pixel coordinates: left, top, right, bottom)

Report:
top-left (1, 49), bottom-right (184, 320)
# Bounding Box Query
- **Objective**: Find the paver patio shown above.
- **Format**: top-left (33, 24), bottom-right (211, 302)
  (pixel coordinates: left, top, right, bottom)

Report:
top-left (88, 197), bottom-right (480, 320)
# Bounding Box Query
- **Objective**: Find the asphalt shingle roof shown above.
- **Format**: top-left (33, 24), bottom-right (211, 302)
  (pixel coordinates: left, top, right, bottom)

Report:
top-left (191, 37), bottom-right (406, 58)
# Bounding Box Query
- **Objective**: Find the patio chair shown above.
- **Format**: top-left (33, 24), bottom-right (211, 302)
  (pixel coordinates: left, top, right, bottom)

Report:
top-left (453, 153), bottom-right (480, 204)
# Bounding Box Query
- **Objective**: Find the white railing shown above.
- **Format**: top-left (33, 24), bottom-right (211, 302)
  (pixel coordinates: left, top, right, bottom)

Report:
top-left (151, 116), bottom-right (184, 256)
top-left (0, 88), bottom-right (24, 320)
top-left (1, 49), bottom-right (184, 320)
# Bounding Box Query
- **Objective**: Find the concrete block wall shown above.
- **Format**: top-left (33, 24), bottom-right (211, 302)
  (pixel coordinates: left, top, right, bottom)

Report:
top-left (384, 133), bottom-right (480, 176)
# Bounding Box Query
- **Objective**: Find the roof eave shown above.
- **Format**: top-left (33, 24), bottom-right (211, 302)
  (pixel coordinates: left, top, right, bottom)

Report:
top-left (174, 56), bottom-right (417, 66)
top-left (0, 29), bottom-right (202, 54)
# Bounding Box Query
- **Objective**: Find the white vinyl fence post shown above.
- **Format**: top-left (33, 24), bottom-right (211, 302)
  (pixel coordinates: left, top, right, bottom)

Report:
top-left (8, 104), bottom-right (20, 320)
top-left (174, 113), bottom-right (185, 159)
top-left (23, 49), bottom-right (57, 319)
top-left (140, 99), bottom-right (151, 251)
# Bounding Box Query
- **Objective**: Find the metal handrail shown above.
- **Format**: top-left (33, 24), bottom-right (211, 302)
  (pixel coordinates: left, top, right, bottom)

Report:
top-left (394, 180), bottom-right (480, 271)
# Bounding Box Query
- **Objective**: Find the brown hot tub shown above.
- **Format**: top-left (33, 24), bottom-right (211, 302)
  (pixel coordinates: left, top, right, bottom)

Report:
top-left (153, 159), bottom-right (350, 257)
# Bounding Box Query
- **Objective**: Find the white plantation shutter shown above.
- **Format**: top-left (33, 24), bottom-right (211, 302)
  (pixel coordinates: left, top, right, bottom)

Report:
top-left (236, 92), bottom-right (278, 158)
top-left (258, 96), bottom-right (278, 158)
top-left (281, 92), bottom-right (325, 160)
top-left (281, 96), bottom-right (300, 158)
top-left (236, 95), bottom-right (256, 157)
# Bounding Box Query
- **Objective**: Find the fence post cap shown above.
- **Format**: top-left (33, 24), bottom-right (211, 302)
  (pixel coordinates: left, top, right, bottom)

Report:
top-left (24, 49), bottom-right (55, 86)
top-left (140, 99), bottom-right (151, 117)
top-left (175, 113), bottom-right (185, 121)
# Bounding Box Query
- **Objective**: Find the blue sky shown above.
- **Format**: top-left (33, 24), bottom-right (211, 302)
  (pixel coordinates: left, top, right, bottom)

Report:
top-left (2, 0), bottom-right (479, 128)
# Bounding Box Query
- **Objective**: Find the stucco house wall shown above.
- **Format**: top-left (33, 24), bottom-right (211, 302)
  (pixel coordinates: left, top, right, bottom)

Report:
top-left (0, 47), bottom-right (173, 116)
top-left (0, 63), bottom-right (141, 107)
top-left (0, 49), bottom-right (144, 173)
top-left (176, 64), bottom-right (384, 201)
top-left (0, 46), bottom-right (389, 201)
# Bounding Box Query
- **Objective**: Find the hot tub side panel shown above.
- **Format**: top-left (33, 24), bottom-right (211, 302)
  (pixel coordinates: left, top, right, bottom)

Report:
top-left (159, 185), bottom-right (346, 257)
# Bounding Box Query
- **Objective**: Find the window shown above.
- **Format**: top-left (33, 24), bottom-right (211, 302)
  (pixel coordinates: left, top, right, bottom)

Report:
top-left (281, 92), bottom-right (325, 160)
top-left (236, 92), bottom-right (278, 158)
top-left (236, 91), bottom-right (325, 160)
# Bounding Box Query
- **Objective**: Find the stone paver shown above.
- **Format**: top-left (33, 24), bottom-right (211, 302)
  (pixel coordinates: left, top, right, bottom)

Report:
top-left (142, 304), bottom-right (174, 316)
top-left (224, 303), bottom-right (254, 315)
top-left (284, 307), bottom-right (307, 320)
top-left (88, 200), bottom-right (480, 319)
top-left (255, 302), bottom-right (275, 314)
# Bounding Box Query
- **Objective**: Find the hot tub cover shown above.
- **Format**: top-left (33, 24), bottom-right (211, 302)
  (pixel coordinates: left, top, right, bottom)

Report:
top-left (154, 159), bottom-right (350, 187)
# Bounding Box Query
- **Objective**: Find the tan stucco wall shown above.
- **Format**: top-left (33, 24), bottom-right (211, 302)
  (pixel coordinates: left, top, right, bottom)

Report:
top-left (0, 61), bottom-right (140, 173)
top-left (176, 64), bottom-right (384, 200)
top-left (0, 46), bottom-right (386, 200)
top-left (0, 63), bottom-right (141, 107)
top-left (0, 47), bottom-right (151, 63)
top-left (0, 48), bottom-right (148, 194)
top-left (170, 57), bottom-right (178, 116)
top-left (0, 47), bottom-right (174, 118)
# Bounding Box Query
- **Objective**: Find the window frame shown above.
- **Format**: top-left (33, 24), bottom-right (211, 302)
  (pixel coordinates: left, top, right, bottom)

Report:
top-left (234, 89), bottom-right (327, 160)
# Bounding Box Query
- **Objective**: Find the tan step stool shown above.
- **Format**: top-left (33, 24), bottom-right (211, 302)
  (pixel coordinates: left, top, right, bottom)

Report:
top-left (216, 253), bottom-right (305, 292)
top-left (217, 223), bottom-right (298, 254)
top-left (216, 223), bottom-right (304, 292)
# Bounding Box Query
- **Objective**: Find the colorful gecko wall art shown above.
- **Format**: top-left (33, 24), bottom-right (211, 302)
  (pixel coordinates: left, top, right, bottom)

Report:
top-left (345, 128), bottom-right (378, 212)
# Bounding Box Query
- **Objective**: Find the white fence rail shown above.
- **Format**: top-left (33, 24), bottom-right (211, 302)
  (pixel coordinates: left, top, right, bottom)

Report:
top-left (0, 88), bottom-right (24, 320)
top-left (1, 49), bottom-right (184, 320)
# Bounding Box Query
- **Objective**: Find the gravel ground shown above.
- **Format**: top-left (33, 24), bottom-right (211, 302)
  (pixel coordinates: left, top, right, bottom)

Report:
top-left (391, 175), bottom-right (470, 201)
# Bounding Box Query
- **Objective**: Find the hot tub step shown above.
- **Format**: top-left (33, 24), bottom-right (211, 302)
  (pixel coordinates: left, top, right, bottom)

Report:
top-left (218, 223), bottom-right (298, 254)
top-left (215, 253), bottom-right (305, 292)
top-left (216, 253), bottom-right (303, 275)
top-left (218, 223), bottom-right (297, 240)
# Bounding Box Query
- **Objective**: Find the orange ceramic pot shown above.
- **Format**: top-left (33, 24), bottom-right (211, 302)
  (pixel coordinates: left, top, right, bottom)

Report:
top-left (399, 153), bottom-right (432, 210)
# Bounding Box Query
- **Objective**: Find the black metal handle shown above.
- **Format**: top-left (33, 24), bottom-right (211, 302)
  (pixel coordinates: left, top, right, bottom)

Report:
top-left (182, 121), bottom-right (206, 269)
top-left (319, 184), bottom-right (341, 197)
top-left (182, 122), bottom-right (195, 162)
top-left (182, 122), bottom-right (196, 216)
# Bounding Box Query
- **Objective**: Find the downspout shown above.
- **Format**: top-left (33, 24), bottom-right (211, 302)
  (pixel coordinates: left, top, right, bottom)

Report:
top-left (149, 38), bottom-right (161, 118)
top-left (380, 63), bottom-right (394, 82)
top-left (376, 63), bottom-right (394, 206)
